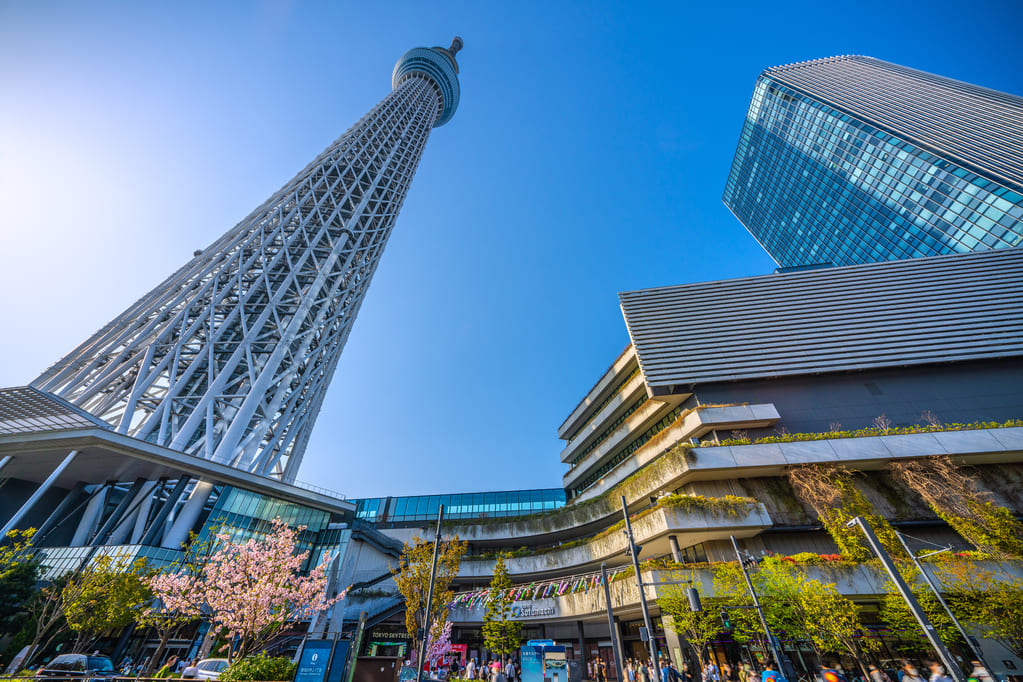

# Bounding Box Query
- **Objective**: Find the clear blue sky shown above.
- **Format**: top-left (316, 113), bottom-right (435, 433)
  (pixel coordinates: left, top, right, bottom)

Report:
top-left (2, 1), bottom-right (1021, 498)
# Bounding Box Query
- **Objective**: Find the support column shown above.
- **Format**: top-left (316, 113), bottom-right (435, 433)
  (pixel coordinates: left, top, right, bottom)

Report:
top-left (577, 620), bottom-right (586, 672)
top-left (0, 455), bottom-right (12, 476)
top-left (91, 478), bottom-right (146, 546)
top-left (32, 481), bottom-right (86, 544)
top-left (668, 536), bottom-right (683, 564)
top-left (71, 483), bottom-right (108, 546)
top-left (162, 480), bottom-right (214, 550)
top-left (1, 451), bottom-right (78, 537)
top-left (108, 480), bottom-right (159, 546)
top-left (140, 477), bottom-right (190, 546)
top-left (130, 480), bottom-right (163, 543)
top-left (612, 617), bottom-right (626, 677)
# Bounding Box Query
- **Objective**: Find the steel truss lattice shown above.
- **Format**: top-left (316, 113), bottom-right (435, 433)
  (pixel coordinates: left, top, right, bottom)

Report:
top-left (33, 42), bottom-right (462, 481)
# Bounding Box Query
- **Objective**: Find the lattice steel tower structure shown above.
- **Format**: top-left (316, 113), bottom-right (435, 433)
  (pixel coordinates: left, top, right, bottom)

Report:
top-left (32, 39), bottom-right (464, 482)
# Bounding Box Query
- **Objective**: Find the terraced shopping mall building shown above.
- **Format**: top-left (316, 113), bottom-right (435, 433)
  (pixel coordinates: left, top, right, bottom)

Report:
top-left (324, 247), bottom-right (1023, 677)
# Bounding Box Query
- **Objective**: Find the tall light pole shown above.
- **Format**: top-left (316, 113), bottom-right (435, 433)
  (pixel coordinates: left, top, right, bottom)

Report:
top-left (729, 536), bottom-right (784, 672)
top-left (601, 563), bottom-right (625, 682)
top-left (416, 504), bottom-right (445, 682)
top-left (621, 496), bottom-right (659, 667)
top-left (894, 531), bottom-right (993, 678)
top-left (846, 517), bottom-right (964, 682)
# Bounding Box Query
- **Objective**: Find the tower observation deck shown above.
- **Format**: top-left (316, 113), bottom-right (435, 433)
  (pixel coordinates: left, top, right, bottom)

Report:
top-left (33, 39), bottom-right (464, 483)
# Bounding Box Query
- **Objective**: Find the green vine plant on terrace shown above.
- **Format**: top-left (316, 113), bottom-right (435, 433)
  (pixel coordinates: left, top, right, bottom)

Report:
top-left (890, 456), bottom-right (1023, 559)
top-left (705, 418), bottom-right (1023, 447)
top-left (788, 464), bottom-right (906, 562)
top-left (463, 494), bottom-right (758, 562)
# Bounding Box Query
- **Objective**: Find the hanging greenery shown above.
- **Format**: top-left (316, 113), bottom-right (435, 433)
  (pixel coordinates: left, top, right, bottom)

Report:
top-left (890, 457), bottom-right (1023, 559)
top-left (788, 464), bottom-right (904, 562)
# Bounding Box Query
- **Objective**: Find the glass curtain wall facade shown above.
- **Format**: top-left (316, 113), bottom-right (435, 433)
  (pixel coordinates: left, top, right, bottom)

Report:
top-left (354, 488), bottom-right (566, 524)
top-left (723, 56), bottom-right (1023, 268)
top-left (197, 487), bottom-right (349, 571)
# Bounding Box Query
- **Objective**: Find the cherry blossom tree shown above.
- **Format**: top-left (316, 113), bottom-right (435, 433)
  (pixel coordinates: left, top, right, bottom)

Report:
top-left (426, 620), bottom-right (453, 669)
top-left (148, 518), bottom-right (340, 661)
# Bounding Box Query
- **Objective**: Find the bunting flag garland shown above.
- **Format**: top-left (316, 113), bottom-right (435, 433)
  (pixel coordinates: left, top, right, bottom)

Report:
top-left (449, 567), bottom-right (627, 608)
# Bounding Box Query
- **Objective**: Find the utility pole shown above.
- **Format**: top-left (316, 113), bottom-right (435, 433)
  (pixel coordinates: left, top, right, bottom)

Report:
top-left (416, 504), bottom-right (446, 682)
top-left (730, 536), bottom-right (784, 672)
top-left (894, 531), bottom-right (991, 679)
top-left (847, 517), bottom-right (964, 682)
top-left (601, 563), bottom-right (625, 682)
top-left (621, 496), bottom-right (659, 667)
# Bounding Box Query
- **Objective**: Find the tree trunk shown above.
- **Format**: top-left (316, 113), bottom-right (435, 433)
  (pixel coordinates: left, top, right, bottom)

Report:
top-left (147, 629), bottom-right (174, 676)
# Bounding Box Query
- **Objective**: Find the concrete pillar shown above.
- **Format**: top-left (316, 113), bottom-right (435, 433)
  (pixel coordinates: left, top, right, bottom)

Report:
top-left (32, 481), bottom-right (86, 544)
top-left (71, 483), bottom-right (108, 546)
top-left (577, 620), bottom-right (587, 672)
top-left (141, 477), bottom-right (190, 546)
top-left (108, 480), bottom-right (159, 545)
top-left (2, 451), bottom-right (79, 537)
top-left (612, 617), bottom-right (626, 676)
top-left (130, 480), bottom-right (163, 543)
top-left (161, 480), bottom-right (214, 550)
top-left (91, 478), bottom-right (146, 546)
top-left (668, 536), bottom-right (683, 564)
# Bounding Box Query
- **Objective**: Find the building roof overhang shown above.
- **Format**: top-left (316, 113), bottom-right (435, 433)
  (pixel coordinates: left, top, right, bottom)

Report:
top-left (0, 425), bottom-right (354, 516)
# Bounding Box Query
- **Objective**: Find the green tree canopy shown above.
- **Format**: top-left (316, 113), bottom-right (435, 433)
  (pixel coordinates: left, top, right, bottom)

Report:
top-left (63, 555), bottom-right (154, 652)
top-left (482, 553), bottom-right (522, 659)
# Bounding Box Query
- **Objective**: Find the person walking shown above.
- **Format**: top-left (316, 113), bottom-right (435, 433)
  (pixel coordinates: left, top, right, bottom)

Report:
top-left (505, 659), bottom-right (516, 682)
top-left (968, 661), bottom-right (993, 682)
top-left (154, 656), bottom-right (179, 679)
top-left (928, 663), bottom-right (953, 682)
top-left (761, 663), bottom-right (785, 682)
top-left (901, 663), bottom-right (926, 682)
top-left (870, 665), bottom-right (891, 682)
top-left (820, 663), bottom-right (848, 682)
top-left (640, 660), bottom-right (652, 682)
top-left (597, 658), bottom-right (607, 682)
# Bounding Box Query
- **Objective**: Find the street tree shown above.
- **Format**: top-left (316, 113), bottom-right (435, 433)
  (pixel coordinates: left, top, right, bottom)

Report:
top-left (940, 561), bottom-right (1023, 658)
top-left (880, 580), bottom-right (963, 657)
top-left (148, 518), bottom-right (338, 661)
top-left (657, 569), bottom-right (722, 669)
top-left (482, 553), bottom-right (522, 659)
top-left (714, 560), bottom-right (876, 673)
top-left (63, 555), bottom-right (154, 653)
top-left (427, 620), bottom-right (454, 669)
top-left (0, 529), bottom-right (42, 636)
top-left (393, 533), bottom-right (467, 658)
top-left (136, 532), bottom-right (218, 674)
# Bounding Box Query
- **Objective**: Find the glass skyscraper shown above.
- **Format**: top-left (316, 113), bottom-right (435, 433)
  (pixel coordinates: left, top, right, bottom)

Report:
top-left (723, 55), bottom-right (1023, 268)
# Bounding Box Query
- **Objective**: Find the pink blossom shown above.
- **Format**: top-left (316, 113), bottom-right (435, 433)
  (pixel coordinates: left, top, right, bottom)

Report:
top-left (147, 517), bottom-right (340, 655)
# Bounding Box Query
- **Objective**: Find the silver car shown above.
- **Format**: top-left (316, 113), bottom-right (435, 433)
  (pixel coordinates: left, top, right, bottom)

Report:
top-left (193, 659), bottom-right (230, 680)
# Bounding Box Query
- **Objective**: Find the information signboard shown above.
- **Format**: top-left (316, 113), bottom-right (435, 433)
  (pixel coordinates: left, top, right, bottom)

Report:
top-left (296, 641), bottom-right (336, 682)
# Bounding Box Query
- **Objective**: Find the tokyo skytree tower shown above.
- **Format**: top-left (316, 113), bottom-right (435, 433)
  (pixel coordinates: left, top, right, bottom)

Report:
top-left (33, 39), bottom-right (463, 482)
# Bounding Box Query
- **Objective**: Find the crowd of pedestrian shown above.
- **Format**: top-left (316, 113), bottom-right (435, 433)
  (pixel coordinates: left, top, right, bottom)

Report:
top-left (455, 656), bottom-right (520, 682)
top-left (584, 656), bottom-right (999, 682)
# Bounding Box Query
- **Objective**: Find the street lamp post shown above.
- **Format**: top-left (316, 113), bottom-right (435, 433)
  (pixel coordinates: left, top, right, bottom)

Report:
top-left (416, 504), bottom-right (445, 682)
top-left (601, 563), bottom-right (626, 682)
top-left (846, 517), bottom-right (964, 682)
top-left (894, 531), bottom-right (994, 679)
top-left (621, 496), bottom-right (660, 668)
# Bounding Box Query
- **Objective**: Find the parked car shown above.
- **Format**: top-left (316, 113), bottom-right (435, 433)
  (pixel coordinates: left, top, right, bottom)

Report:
top-left (194, 658), bottom-right (231, 681)
top-left (34, 654), bottom-right (117, 680)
